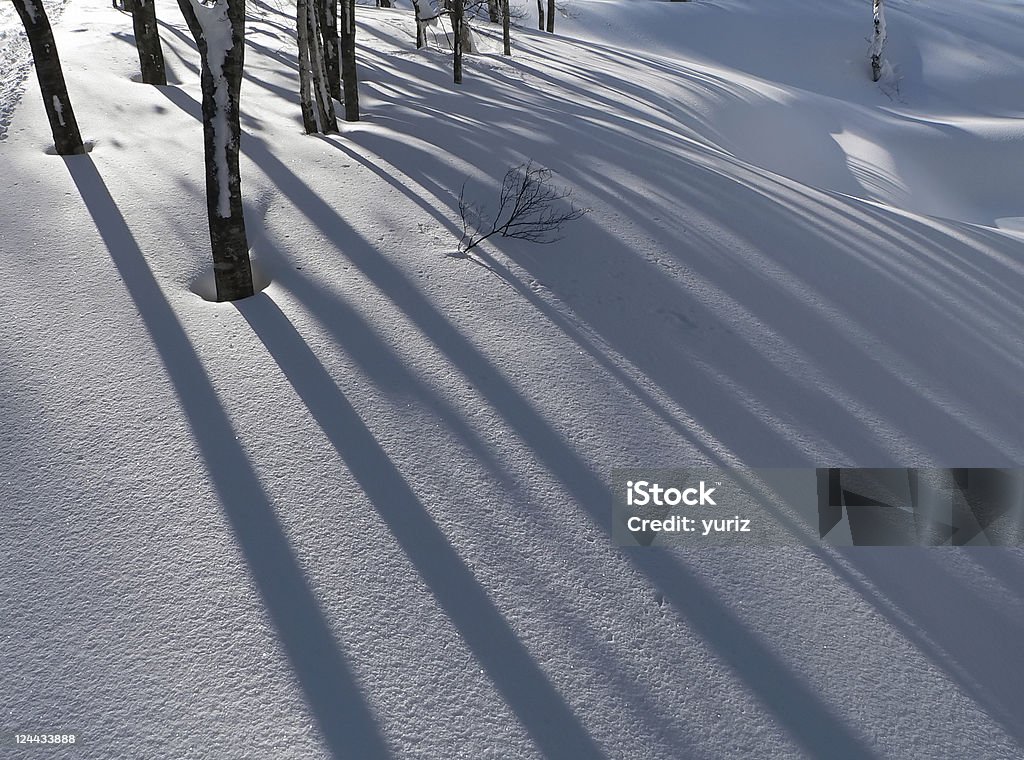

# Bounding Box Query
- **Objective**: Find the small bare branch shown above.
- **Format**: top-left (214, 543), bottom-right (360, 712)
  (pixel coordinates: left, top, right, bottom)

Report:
top-left (457, 161), bottom-right (588, 255)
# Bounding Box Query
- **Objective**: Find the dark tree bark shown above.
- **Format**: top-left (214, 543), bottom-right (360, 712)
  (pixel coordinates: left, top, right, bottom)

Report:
top-left (501, 0), bottom-right (510, 56)
top-left (339, 0), bottom-right (359, 120)
top-left (11, 0), bottom-right (85, 155)
top-left (411, 0), bottom-right (424, 49)
top-left (486, 0), bottom-right (499, 23)
top-left (452, 0), bottom-right (463, 84)
top-left (870, 0), bottom-right (885, 82)
top-left (132, 0), bottom-right (167, 85)
top-left (546, 0), bottom-right (554, 33)
top-left (296, 0), bottom-right (318, 132)
top-left (306, 0), bottom-right (338, 131)
top-left (320, 0), bottom-right (341, 100)
top-left (177, 0), bottom-right (254, 302)
top-left (536, 0), bottom-right (543, 31)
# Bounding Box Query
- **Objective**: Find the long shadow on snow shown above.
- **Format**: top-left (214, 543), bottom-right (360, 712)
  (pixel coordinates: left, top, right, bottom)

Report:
top-left (158, 46), bottom-right (897, 760)
top-left (63, 156), bottom-right (392, 760)
top-left (237, 136), bottom-right (879, 760)
top-left (237, 294), bottom-right (608, 760)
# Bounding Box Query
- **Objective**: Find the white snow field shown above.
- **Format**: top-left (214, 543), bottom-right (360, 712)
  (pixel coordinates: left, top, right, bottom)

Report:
top-left (3, 0), bottom-right (1024, 757)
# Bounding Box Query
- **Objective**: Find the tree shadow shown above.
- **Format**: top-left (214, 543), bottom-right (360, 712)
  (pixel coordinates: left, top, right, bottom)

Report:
top-left (832, 548), bottom-right (1024, 747)
top-left (237, 293), bottom-right (608, 759)
top-left (62, 155), bottom-right (392, 760)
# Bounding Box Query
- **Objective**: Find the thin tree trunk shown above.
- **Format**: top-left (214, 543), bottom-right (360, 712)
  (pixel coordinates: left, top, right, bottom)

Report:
top-left (501, 0), bottom-right (510, 56)
top-left (321, 0), bottom-right (341, 100)
top-left (870, 0), bottom-right (886, 82)
top-left (546, 0), bottom-right (554, 33)
top-left (307, 0), bottom-right (337, 132)
top-left (536, 0), bottom-right (543, 31)
top-left (452, 0), bottom-right (463, 84)
top-left (132, 0), bottom-right (167, 85)
top-left (411, 0), bottom-right (424, 49)
top-left (296, 0), bottom-right (318, 132)
top-left (486, 0), bottom-right (499, 23)
top-left (178, 0), bottom-right (254, 302)
top-left (339, 0), bottom-right (359, 120)
top-left (11, 0), bottom-right (85, 155)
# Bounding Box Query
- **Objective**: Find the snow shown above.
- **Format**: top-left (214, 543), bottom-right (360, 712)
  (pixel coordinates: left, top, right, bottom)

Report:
top-left (2, 0), bottom-right (1024, 758)
top-left (51, 93), bottom-right (64, 125)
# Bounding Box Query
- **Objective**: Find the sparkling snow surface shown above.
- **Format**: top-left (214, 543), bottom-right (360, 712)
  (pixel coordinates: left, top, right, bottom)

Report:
top-left (2, 1), bottom-right (1024, 758)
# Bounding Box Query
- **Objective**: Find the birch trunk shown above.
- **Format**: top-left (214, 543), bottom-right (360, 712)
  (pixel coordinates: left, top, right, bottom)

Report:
top-left (178, 0), bottom-right (254, 301)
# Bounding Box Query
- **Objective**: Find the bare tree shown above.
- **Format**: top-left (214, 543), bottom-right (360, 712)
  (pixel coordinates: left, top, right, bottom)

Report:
top-left (11, 0), bottom-right (85, 155)
top-left (536, 0), bottom-right (543, 31)
top-left (320, 0), bottom-right (341, 99)
top-left (501, 0), bottom-right (510, 56)
top-left (870, 0), bottom-right (886, 82)
top-left (452, 0), bottom-right (463, 84)
top-left (307, 0), bottom-right (338, 131)
top-left (458, 161), bottom-right (587, 254)
top-left (297, 0), bottom-right (318, 132)
top-left (545, 0), bottom-right (553, 32)
top-left (339, 0), bottom-right (359, 120)
top-left (411, 0), bottom-right (425, 48)
top-left (132, 0), bottom-right (167, 85)
top-left (178, 0), bottom-right (254, 301)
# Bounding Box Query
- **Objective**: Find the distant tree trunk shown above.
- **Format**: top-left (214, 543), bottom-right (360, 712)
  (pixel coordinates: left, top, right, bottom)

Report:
top-left (178, 0), bottom-right (254, 302)
top-left (339, 0), bottom-right (359, 120)
top-left (296, 0), bottom-right (318, 132)
top-left (11, 0), bottom-right (85, 155)
top-left (501, 0), bottom-right (510, 56)
top-left (411, 0), bottom-right (424, 48)
top-left (132, 0), bottom-right (167, 85)
top-left (320, 0), bottom-right (341, 100)
top-left (307, 0), bottom-right (338, 131)
top-left (486, 0), bottom-right (499, 23)
top-left (536, 0), bottom-right (543, 31)
top-left (452, 0), bottom-right (463, 84)
top-left (870, 0), bottom-right (886, 82)
top-left (546, 0), bottom-right (554, 32)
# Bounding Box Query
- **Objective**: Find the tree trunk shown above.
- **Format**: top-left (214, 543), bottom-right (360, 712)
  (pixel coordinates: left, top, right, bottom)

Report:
top-left (320, 0), bottom-right (341, 100)
top-left (501, 0), bottom-right (510, 56)
top-left (132, 0), bottom-right (167, 85)
top-left (536, 0), bottom-right (543, 31)
top-left (178, 0), bottom-right (254, 302)
top-left (870, 0), bottom-right (886, 82)
top-left (452, 0), bottom-right (463, 84)
top-left (296, 0), bottom-right (318, 132)
top-left (339, 0), bottom-right (359, 120)
top-left (11, 0), bottom-right (85, 155)
top-left (486, 0), bottom-right (499, 23)
top-left (411, 0), bottom-right (424, 49)
top-left (546, 0), bottom-right (554, 33)
top-left (307, 0), bottom-right (338, 131)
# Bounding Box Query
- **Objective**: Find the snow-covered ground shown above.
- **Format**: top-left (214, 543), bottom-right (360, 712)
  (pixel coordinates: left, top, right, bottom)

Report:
top-left (2, 0), bottom-right (1024, 757)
